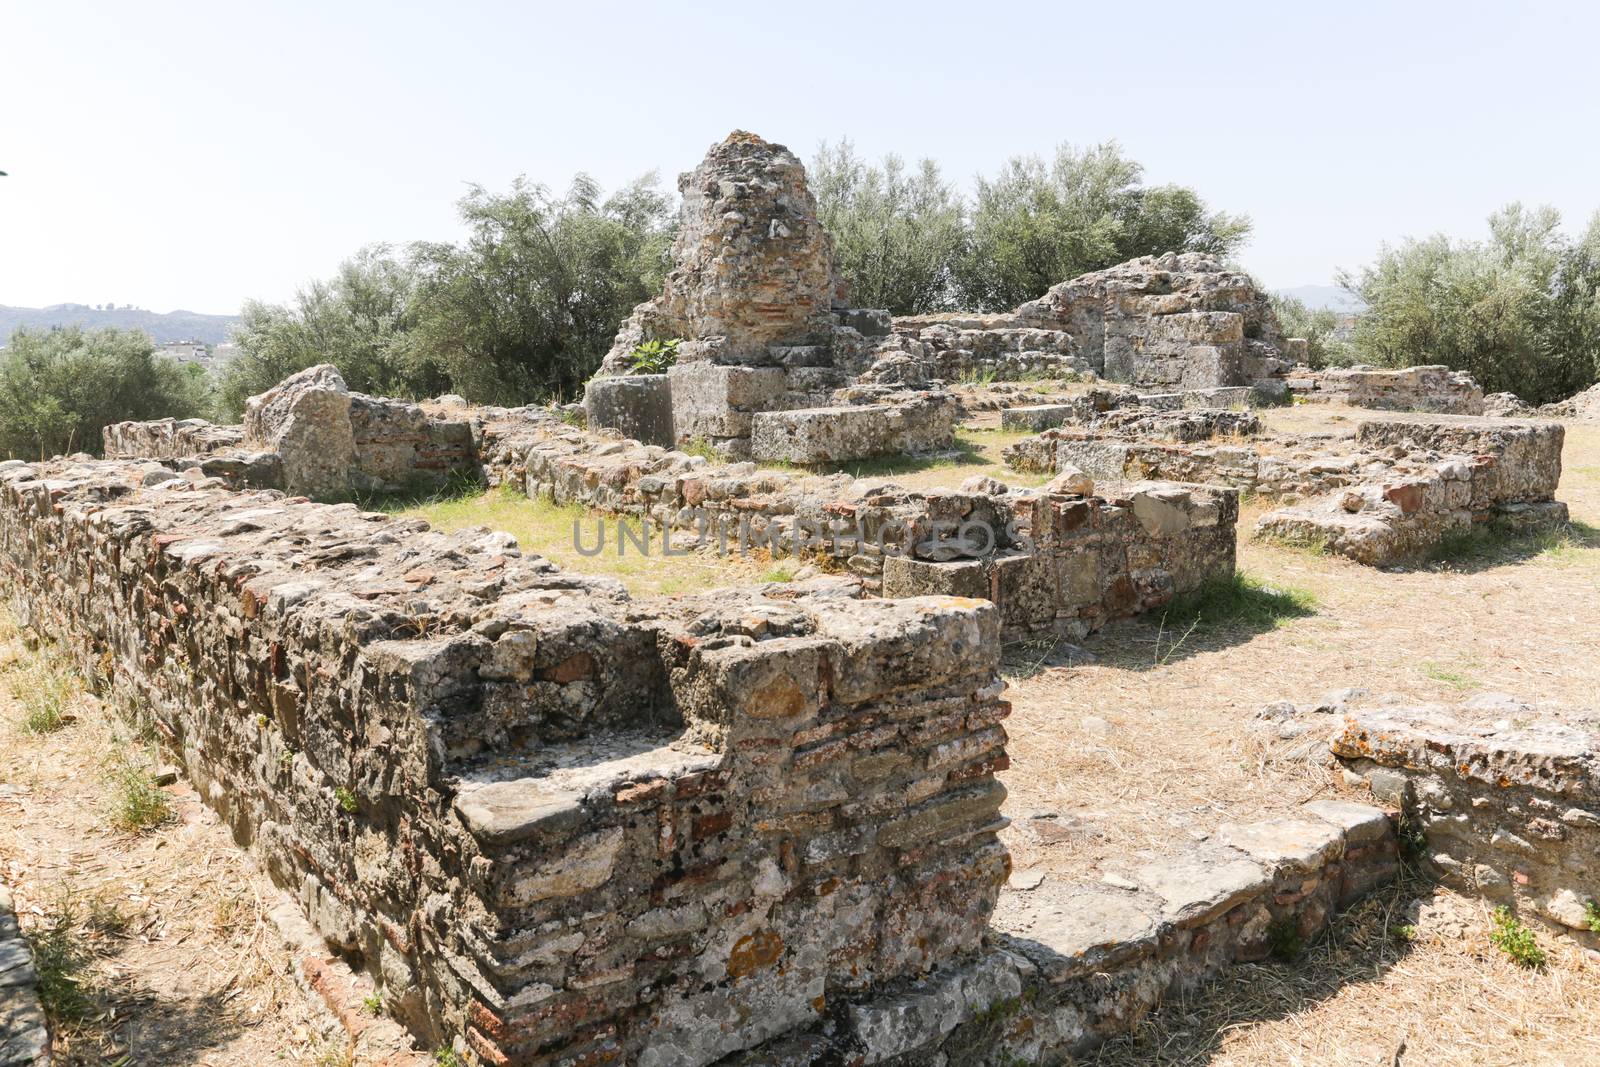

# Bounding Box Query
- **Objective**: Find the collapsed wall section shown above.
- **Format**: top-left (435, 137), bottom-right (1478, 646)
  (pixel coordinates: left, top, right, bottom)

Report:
top-left (0, 456), bottom-right (1012, 1066)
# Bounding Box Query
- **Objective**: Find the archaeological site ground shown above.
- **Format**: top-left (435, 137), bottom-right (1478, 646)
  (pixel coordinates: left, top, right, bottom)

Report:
top-left (3, 132), bottom-right (1599, 1067)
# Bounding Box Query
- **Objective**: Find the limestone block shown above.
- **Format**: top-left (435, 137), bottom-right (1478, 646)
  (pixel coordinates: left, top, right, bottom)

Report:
top-left (584, 374), bottom-right (675, 448)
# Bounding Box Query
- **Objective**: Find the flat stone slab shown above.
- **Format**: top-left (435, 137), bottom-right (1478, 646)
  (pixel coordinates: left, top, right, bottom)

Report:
top-left (0, 882), bottom-right (49, 1066)
top-left (992, 881), bottom-right (1165, 981)
top-left (1129, 843), bottom-right (1268, 927)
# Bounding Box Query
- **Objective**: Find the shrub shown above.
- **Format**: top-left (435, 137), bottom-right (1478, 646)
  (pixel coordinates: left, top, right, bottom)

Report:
top-left (1340, 204), bottom-right (1600, 404)
top-left (629, 338), bottom-right (680, 374)
top-left (0, 326), bottom-right (212, 460)
top-left (1488, 906), bottom-right (1546, 968)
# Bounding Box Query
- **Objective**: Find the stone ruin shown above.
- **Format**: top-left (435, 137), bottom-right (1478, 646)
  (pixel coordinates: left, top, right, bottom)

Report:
top-left (1005, 409), bottom-right (1567, 565)
top-left (584, 132), bottom-right (1306, 466)
top-left (477, 410), bottom-right (1238, 642)
top-left (0, 451), bottom-right (1408, 1065)
top-left (1286, 363), bottom-right (1485, 415)
top-left (1333, 695), bottom-right (1599, 937)
top-left (13, 129), bottom-right (1597, 1066)
top-left (105, 364), bottom-right (479, 498)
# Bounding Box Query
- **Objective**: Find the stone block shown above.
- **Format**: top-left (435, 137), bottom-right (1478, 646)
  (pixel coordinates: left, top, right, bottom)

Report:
top-left (584, 374), bottom-right (675, 448)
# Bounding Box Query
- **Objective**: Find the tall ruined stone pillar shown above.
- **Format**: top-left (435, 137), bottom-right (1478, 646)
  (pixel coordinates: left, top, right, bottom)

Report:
top-left (594, 131), bottom-right (853, 455)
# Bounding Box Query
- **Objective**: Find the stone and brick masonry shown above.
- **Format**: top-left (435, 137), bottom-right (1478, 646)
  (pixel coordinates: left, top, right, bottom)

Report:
top-left (1006, 411), bottom-right (1568, 566)
top-left (0, 448), bottom-right (1408, 1065)
top-left (1333, 696), bottom-right (1599, 944)
top-left (0, 456), bottom-right (1011, 1065)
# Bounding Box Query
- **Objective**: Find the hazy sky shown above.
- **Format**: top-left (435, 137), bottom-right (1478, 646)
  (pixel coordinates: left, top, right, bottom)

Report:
top-left (4, 0), bottom-right (1598, 314)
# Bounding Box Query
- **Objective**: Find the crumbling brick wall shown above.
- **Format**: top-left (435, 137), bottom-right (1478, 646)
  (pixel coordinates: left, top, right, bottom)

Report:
top-left (1333, 700), bottom-right (1599, 942)
top-left (0, 456), bottom-right (1012, 1066)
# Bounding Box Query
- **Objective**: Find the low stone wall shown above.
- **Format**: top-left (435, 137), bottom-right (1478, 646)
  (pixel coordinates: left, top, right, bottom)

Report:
top-left (480, 418), bottom-right (1237, 641)
top-left (104, 366), bottom-right (481, 498)
top-left (1332, 700), bottom-right (1599, 943)
top-left (1286, 364), bottom-right (1485, 415)
top-left (830, 799), bottom-right (1399, 1063)
top-left (103, 417), bottom-right (243, 460)
top-left (0, 456), bottom-right (1012, 1067)
top-left (1, 882), bottom-right (50, 1065)
top-left (750, 392), bottom-right (958, 464)
top-left (1006, 415), bottom-right (1568, 566)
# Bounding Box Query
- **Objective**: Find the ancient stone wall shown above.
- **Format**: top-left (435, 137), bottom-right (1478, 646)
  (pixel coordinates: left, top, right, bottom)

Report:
top-left (1287, 364), bottom-right (1485, 415)
top-left (1012, 253), bottom-right (1293, 397)
top-left (1, 881), bottom-right (50, 1065)
top-left (106, 366), bottom-right (480, 498)
top-left (1333, 699), bottom-right (1599, 943)
top-left (103, 417), bottom-right (243, 460)
top-left (0, 456), bottom-right (1011, 1066)
top-left (1007, 415), bottom-right (1568, 566)
top-left (480, 417), bottom-right (1237, 641)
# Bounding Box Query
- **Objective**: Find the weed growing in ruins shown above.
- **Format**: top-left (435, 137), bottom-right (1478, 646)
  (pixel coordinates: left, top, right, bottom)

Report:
top-left (108, 751), bottom-right (172, 833)
top-left (1489, 906), bottom-right (1546, 968)
top-left (1268, 916), bottom-right (1306, 962)
top-left (434, 1048), bottom-right (465, 1067)
top-left (86, 890), bottom-right (129, 936)
top-left (628, 337), bottom-right (681, 374)
top-left (760, 561), bottom-right (799, 583)
top-left (679, 436), bottom-right (723, 462)
top-left (30, 894), bottom-right (92, 1025)
top-left (335, 786), bottom-right (360, 814)
top-left (1586, 899), bottom-right (1600, 934)
top-left (1397, 818), bottom-right (1429, 865)
top-left (1421, 660), bottom-right (1477, 690)
top-left (363, 992), bottom-right (384, 1016)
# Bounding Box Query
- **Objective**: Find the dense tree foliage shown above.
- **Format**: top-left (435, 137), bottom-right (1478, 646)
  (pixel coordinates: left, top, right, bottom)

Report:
top-left (811, 140), bottom-right (1250, 315)
top-left (1340, 204), bottom-right (1600, 403)
top-left (410, 174), bottom-right (674, 405)
top-left (219, 174), bottom-right (674, 415)
top-left (1269, 293), bottom-right (1355, 369)
top-left (810, 142), bottom-right (966, 315)
top-left (218, 246), bottom-right (441, 417)
top-left (0, 327), bottom-right (211, 459)
top-left (954, 142), bottom-right (1251, 311)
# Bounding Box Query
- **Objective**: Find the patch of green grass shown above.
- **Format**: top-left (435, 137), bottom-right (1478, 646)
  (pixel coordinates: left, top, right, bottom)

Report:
top-left (1420, 659), bottom-right (1478, 690)
top-left (760, 561), bottom-right (799, 584)
top-left (334, 786), bottom-right (360, 814)
top-left (1429, 518), bottom-right (1600, 568)
top-left (1586, 898), bottom-right (1599, 934)
top-left (30, 894), bottom-right (93, 1024)
top-left (1389, 922), bottom-right (1419, 942)
top-left (109, 750), bottom-right (172, 833)
top-left (1489, 906), bottom-right (1546, 968)
top-left (434, 1048), bottom-right (464, 1067)
top-left (362, 992), bottom-right (384, 1016)
top-left (1160, 573), bottom-right (1317, 633)
top-left (19, 665), bottom-right (75, 735)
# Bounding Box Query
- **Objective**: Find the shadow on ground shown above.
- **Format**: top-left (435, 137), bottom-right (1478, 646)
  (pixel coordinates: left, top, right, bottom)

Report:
top-left (1002, 573), bottom-right (1319, 679)
top-left (1086, 876), bottom-right (1428, 1067)
top-left (1413, 519), bottom-right (1600, 575)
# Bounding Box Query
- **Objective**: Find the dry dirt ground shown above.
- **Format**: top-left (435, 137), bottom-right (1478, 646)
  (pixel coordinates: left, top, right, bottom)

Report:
top-left (0, 620), bottom-right (359, 1066)
top-left (3, 407), bottom-right (1597, 1064)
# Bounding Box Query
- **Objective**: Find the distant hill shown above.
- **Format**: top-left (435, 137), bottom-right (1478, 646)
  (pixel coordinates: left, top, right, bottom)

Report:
top-left (0, 304), bottom-right (241, 346)
top-left (1278, 285), bottom-right (1366, 313)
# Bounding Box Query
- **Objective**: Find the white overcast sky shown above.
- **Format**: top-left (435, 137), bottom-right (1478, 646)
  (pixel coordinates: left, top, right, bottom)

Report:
top-left (3, 0), bottom-right (1598, 314)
